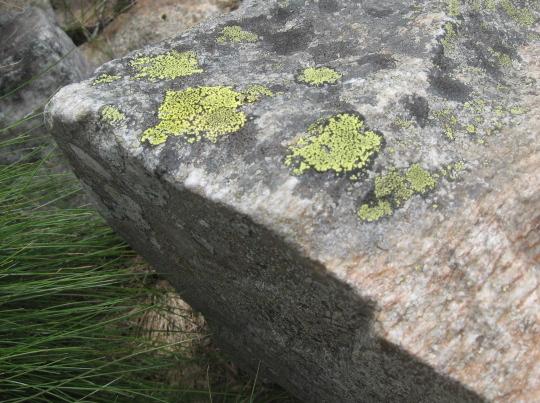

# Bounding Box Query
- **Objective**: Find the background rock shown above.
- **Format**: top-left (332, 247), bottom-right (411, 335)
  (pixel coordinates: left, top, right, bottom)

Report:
top-left (78, 0), bottom-right (240, 71)
top-left (0, 5), bottom-right (89, 163)
top-left (46, 0), bottom-right (539, 401)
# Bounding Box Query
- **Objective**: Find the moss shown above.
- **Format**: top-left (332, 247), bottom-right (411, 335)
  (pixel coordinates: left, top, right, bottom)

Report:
top-left (93, 74), bottom-right (120, 85)
top-left (500, 0), bottom-right (535, 27)
top-left (297, 67), bottom-right (342, 86)
top-left (130, 51), bottom-right (203, 80)
top-left (285, 113), bottom-right (382, 175)
top-left (141, 86), bottom-right (252, 146)
top-left (217, 26), bottom-right (258, 43)
top-left (358, 200), bottom-right (393, 222)
top-left (101, 105), bottom-right (125, 124)
top-left (241, 85), bottom-right (274, 103)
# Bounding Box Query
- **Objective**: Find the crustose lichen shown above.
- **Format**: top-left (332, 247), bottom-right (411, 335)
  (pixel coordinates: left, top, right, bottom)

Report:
top-left (285, 113), bottom-right (382, 175)
top-left (130, 50), bottom-right (203, 80)
top-left (217, 26), bottom-right (258, 43)
top-left (141, 85), bottom-right (273, 146)
top-left (101, 105), bottom-right (125, 124)
top-left (358, 164), bottom-right (437, 222)
top-left (297, 67), bottom-right (342, 86)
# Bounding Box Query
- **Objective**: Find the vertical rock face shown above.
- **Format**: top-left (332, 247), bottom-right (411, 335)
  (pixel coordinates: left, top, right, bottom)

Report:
top-left (45, 0), bottom-right (539, 401)
top-left (0, 5), bottom-right (89, 163)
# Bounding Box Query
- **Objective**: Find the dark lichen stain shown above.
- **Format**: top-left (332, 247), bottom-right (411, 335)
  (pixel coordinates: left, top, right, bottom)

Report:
top-left (365, 7), bottom-right (394, 18)
top-left (318, 0), bottom-right (340, 13)
top-left (402, 94), bottom-right (430, 128)
top-left (460, 12), bottom-right (523, 77)
top-left (238, 6), bottom-right (314, 55)
top-left (429, 70), bottom-right (472, 102)
top-left (309, 41), bottom-right (359, 64)
top-left (268, 23), bottom-right (314, 55)
top-left (357, 53), bottom-right (397, 70)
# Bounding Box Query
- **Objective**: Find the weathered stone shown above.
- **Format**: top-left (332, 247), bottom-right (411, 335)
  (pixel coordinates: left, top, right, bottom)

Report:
top-left (78, 0), bottom-right (239, 71)
top-left (46, 0), bottom-right (539, 401)
top-left (0, 0), bottom-right (54, 16)
top-left (0, 5), bottom-right (89, 163)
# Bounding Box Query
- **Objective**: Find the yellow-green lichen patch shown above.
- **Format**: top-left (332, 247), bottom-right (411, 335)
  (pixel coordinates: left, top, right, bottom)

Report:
top-left (241, 85), bottom-right (274, 103)
top-left (358, 200), bottom-right (393, 222)
top-left (285, 113), bottom-right (382, 175)
top-left (93, 74), bottom-right (120, 85)
top-left (440, 161), bottom-right (466, 180)
top-left (394, 117), bottom-right (415, 130)
top-left (375, 169), bottom-right (414, 206)
top-left (141, 86), bottom-right (249, 146)
top-left (405, 164), bottom-right (437, 194)
top-left (217, 26), bottom-right (258, 43)
top-left (509, 105), bottom-right (526, 115)
top-left (489, 48), bottom-right (513, 68)
top-left (130, 51), bottom-right (203, 80)
top-left (466, 124), bottom-right (476, 134)
top-left (434, 95), bottom-right (525, 141)
top-left (101, 105), bottom-right (125, 124)
top-left (447, 0), bottom-right (461, 16)
top-left (297, 67), bottom-right (342, 86)
top-left (441, 22), bottom-right (458, 57)
top-left (500, 0), bottom-right (535, 27)
top-left (432, 108), bottom-right (458, 140)
top-left (359, 164), bottom-right (438, 222)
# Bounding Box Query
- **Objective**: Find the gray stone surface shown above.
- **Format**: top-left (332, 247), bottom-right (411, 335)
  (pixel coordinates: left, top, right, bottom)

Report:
top-left (0, 5), bottom-right (89, 163)
top-left (46, 0), bottom-right (539, 401)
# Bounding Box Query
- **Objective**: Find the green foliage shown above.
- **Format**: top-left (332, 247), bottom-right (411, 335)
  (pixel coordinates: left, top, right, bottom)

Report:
top-left (0, 145), bottom-right (177, 401)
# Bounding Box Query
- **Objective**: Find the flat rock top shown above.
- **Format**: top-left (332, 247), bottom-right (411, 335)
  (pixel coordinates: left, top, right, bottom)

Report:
top-left (48, 0), bottom-right (539, 400)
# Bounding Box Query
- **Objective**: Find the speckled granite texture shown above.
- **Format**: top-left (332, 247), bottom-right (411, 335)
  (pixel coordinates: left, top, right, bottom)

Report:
top-left (45, 0), bottom-right (539, 401)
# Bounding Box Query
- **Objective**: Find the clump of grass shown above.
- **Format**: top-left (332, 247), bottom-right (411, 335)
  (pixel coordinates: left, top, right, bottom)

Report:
top-left (0, 141), bottom-right (214, 402)
top-left (0, 138), bottom-right (295, 402)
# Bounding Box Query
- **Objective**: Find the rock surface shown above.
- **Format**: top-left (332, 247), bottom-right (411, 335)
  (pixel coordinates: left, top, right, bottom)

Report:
top-left (79, 0), bottom-right (239, 71)
top-left (46, 0), bottom-right (539, 401)
top-left (0, 5), bottom-right (89, 163)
